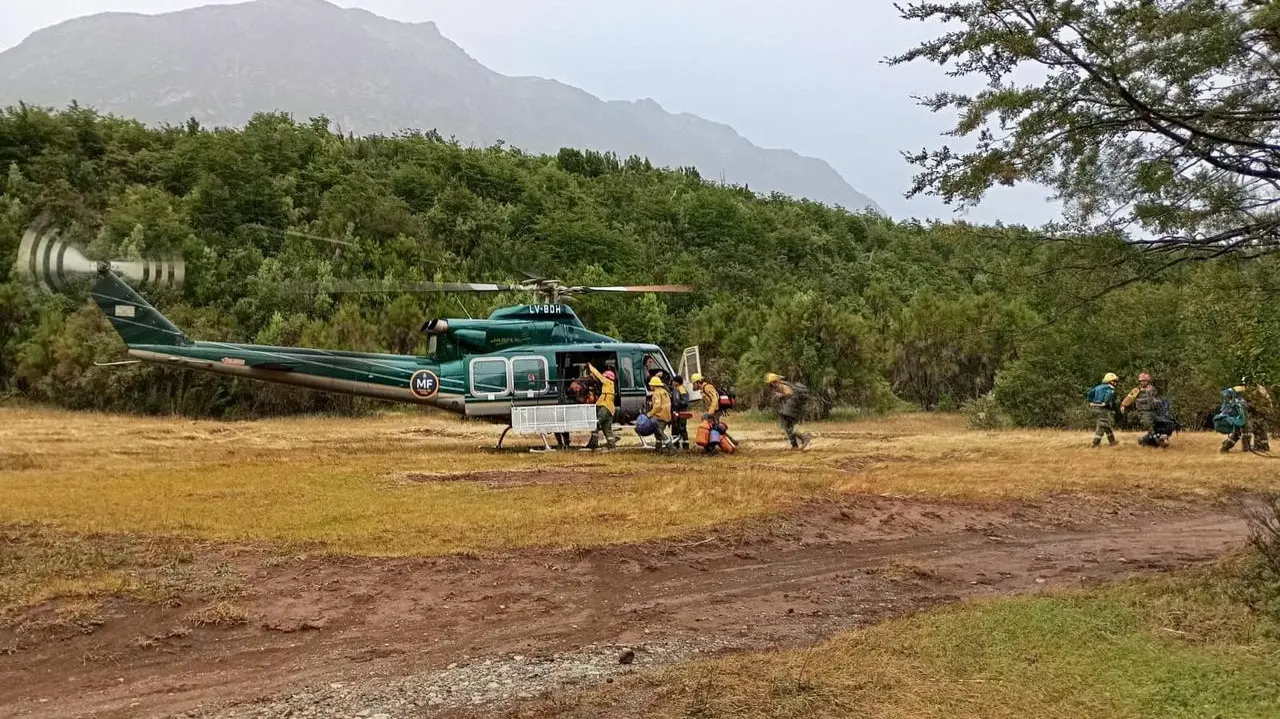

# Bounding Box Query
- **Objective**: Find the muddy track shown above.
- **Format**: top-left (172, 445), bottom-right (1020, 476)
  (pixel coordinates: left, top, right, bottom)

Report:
top-left (0, 493), bottom-right (1253, 719)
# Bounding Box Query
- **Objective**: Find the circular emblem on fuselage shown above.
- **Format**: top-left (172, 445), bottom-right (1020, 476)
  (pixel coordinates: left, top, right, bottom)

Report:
top-left (409, 369), bottom-right (440, 399)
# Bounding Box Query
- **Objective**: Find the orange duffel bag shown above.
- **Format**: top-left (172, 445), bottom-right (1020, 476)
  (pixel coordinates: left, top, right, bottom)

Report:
top-left (718, 434), bottom-right (737, 454)
top-left (694, 419), bottom-right (713, 448)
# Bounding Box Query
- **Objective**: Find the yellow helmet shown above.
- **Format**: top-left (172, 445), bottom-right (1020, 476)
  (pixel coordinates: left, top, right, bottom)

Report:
top-left (765, 373), bottom-right (783, 384)
top-left (1103, 372), bottom-right (1119, 383)
top-left (690, 373), bottom-right (704, 383)
top-left (648, 376), bottom-right (665, 387)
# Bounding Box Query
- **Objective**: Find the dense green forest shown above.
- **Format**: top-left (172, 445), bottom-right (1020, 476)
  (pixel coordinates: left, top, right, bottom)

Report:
top-left (1, 105), bottom-right (1277, 427)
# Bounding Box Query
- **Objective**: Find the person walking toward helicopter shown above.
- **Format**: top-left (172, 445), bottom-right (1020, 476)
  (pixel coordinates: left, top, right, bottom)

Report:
top-left (1087, 372), bottom-right (1121, 448)
top-left (647, 375), bottom-right (674, 451)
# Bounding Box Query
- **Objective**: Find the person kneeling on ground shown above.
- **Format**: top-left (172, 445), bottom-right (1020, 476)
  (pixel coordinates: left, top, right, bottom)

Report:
top-left (1086, 373), bottom-right (1120, 448)
top-left (647, 375), bottom-right (673, 450)
top-left (766, 372), bottom-right (812, 450)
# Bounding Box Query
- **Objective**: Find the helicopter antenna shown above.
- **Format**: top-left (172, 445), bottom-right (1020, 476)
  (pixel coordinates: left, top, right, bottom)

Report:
top-left (454, 295), bottom-right (473, 319)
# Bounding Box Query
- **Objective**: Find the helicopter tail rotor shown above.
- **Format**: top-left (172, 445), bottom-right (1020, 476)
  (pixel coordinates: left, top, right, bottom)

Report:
top-left (14, 217), bottom-right (185, 292)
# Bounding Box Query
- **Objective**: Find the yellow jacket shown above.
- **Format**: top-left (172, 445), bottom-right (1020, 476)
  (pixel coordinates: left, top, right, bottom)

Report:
top-left (701, 382), bottom-right (719, 415)
top-left (648, 386), bottom-right (672, 422)
top-left (587, 365), bottom-right (616, 415)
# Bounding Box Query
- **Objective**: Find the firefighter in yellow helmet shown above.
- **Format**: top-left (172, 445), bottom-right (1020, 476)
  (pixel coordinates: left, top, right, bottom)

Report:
top-left (766, 372), bottom-right (812, 450)
top-left (647, 375), bottom-right (673, 450)
top-left (692, 373), bottom-right (720, 424)
top-left (692, 372), bottom-right (721, 454)
top-left (1221, 379), bottom-right (1274, 453)
top-left (1086, 373), bottom-right (1120, 447)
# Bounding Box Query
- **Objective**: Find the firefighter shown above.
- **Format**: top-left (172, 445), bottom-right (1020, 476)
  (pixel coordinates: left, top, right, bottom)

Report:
top-left (1222, 381), bottom-right (1274, 453)
top-left (766, 373), bottom-right (812, 449)
top-left (692, 372), bottom-right (721, 453)
top-left (692, 373), bottom-right (720, 426)
top-left (1120, 371), bottom-right (1162, 446)
top-left (670, 375), bottom-right (691, 449)
top-left (584, 364), bottom-right (619, 450)
top-left (1086, 372), bottom-right (1120, 448)
top-left (647, 375), bottom-right (673, 450)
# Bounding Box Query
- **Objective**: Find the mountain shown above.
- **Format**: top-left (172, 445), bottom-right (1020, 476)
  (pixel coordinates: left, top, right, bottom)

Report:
top-left (0, 0), bottom-right (880, 213)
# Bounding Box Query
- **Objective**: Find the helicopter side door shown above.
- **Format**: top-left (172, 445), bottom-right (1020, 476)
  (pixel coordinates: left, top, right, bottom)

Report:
top-left (464, 353), bottom-right (556, 417)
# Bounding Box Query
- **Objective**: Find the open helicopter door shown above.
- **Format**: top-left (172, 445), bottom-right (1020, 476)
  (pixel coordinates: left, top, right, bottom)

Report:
top-left (677, 346), bottom-right (700, 402)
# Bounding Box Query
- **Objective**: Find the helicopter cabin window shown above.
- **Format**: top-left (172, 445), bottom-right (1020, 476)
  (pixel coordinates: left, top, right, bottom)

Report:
top-left (469, 358), bottom-right (510, 398)
top-left (511, 356), bottom-right (549, 396)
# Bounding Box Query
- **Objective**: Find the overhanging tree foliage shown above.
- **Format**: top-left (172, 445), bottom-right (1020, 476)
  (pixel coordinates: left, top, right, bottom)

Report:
top-left (889, 0), bottom-right (1280, 258)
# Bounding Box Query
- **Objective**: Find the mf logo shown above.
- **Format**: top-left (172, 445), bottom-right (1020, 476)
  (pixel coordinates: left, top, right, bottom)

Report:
top-left (409, 370), bottom-right (440, 399)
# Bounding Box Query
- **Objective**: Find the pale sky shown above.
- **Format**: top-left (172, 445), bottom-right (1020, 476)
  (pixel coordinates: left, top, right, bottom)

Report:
top-left (0, 0), bottom-right (1059, 225)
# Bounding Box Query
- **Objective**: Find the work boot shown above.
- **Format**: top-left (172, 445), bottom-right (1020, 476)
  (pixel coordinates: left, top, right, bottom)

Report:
top-left (1221, 439), bottom-right (1234, 453)
top-left (1244, 437), bottom-right (1253, 453)
top-left (1108, 436), bottom-right (1118, 447)
top-left (799, 433), bottom-right (813, 450)
top-left (1091, 437), bottom-right (1101, 448)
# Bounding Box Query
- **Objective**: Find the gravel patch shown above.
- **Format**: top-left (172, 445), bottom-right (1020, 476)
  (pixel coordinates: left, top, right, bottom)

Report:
top-left (188, 639), bottom-right (723, 718)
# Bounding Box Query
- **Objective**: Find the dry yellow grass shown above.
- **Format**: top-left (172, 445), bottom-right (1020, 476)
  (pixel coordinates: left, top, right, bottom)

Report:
top-left (2, 406), bottom-right (1278, 558)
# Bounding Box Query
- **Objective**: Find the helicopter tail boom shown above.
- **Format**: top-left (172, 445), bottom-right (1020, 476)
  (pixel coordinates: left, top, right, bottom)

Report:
top-left (90, 267), bottom-right (191, 348)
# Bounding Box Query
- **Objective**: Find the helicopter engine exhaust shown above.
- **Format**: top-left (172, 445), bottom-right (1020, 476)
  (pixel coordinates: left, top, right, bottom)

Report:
top-left (421, 318), bottom-right (449, 335)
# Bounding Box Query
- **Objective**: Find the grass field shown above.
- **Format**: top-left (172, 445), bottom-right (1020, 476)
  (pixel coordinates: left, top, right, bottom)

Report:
top-left (3, 405), bottom-right (1279, 558)
top-left (5, 405), bottom-right (1280, 718)
top-left (529, 567), bottom-right (1280, 719)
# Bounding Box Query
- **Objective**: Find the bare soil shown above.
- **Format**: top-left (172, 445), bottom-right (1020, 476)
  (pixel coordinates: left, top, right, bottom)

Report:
top-left (0, 492), bottom-right (1253, 719)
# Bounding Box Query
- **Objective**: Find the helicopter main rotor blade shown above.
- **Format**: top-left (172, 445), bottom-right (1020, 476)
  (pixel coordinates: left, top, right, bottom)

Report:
top-left (302, 280), bottom-right (522, 294)
top-left (573, 284), bottom-right (696, 294)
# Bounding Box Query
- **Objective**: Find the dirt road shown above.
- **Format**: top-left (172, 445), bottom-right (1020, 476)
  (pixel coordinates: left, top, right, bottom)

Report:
top-left (0, 493), bottom-right (1251, 719)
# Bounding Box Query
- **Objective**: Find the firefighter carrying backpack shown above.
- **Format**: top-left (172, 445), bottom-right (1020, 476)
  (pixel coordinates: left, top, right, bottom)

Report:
top-left (1213, 388), bottom-right (1247, 434)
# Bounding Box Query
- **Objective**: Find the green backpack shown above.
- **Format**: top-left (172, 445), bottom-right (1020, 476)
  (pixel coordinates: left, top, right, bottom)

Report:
top-left (1213, 388), bottom-right (1247, 434)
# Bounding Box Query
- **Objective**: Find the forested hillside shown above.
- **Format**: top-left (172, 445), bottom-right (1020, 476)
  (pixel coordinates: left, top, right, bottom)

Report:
top-left (1, 106), bottom-right (1277, 426)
